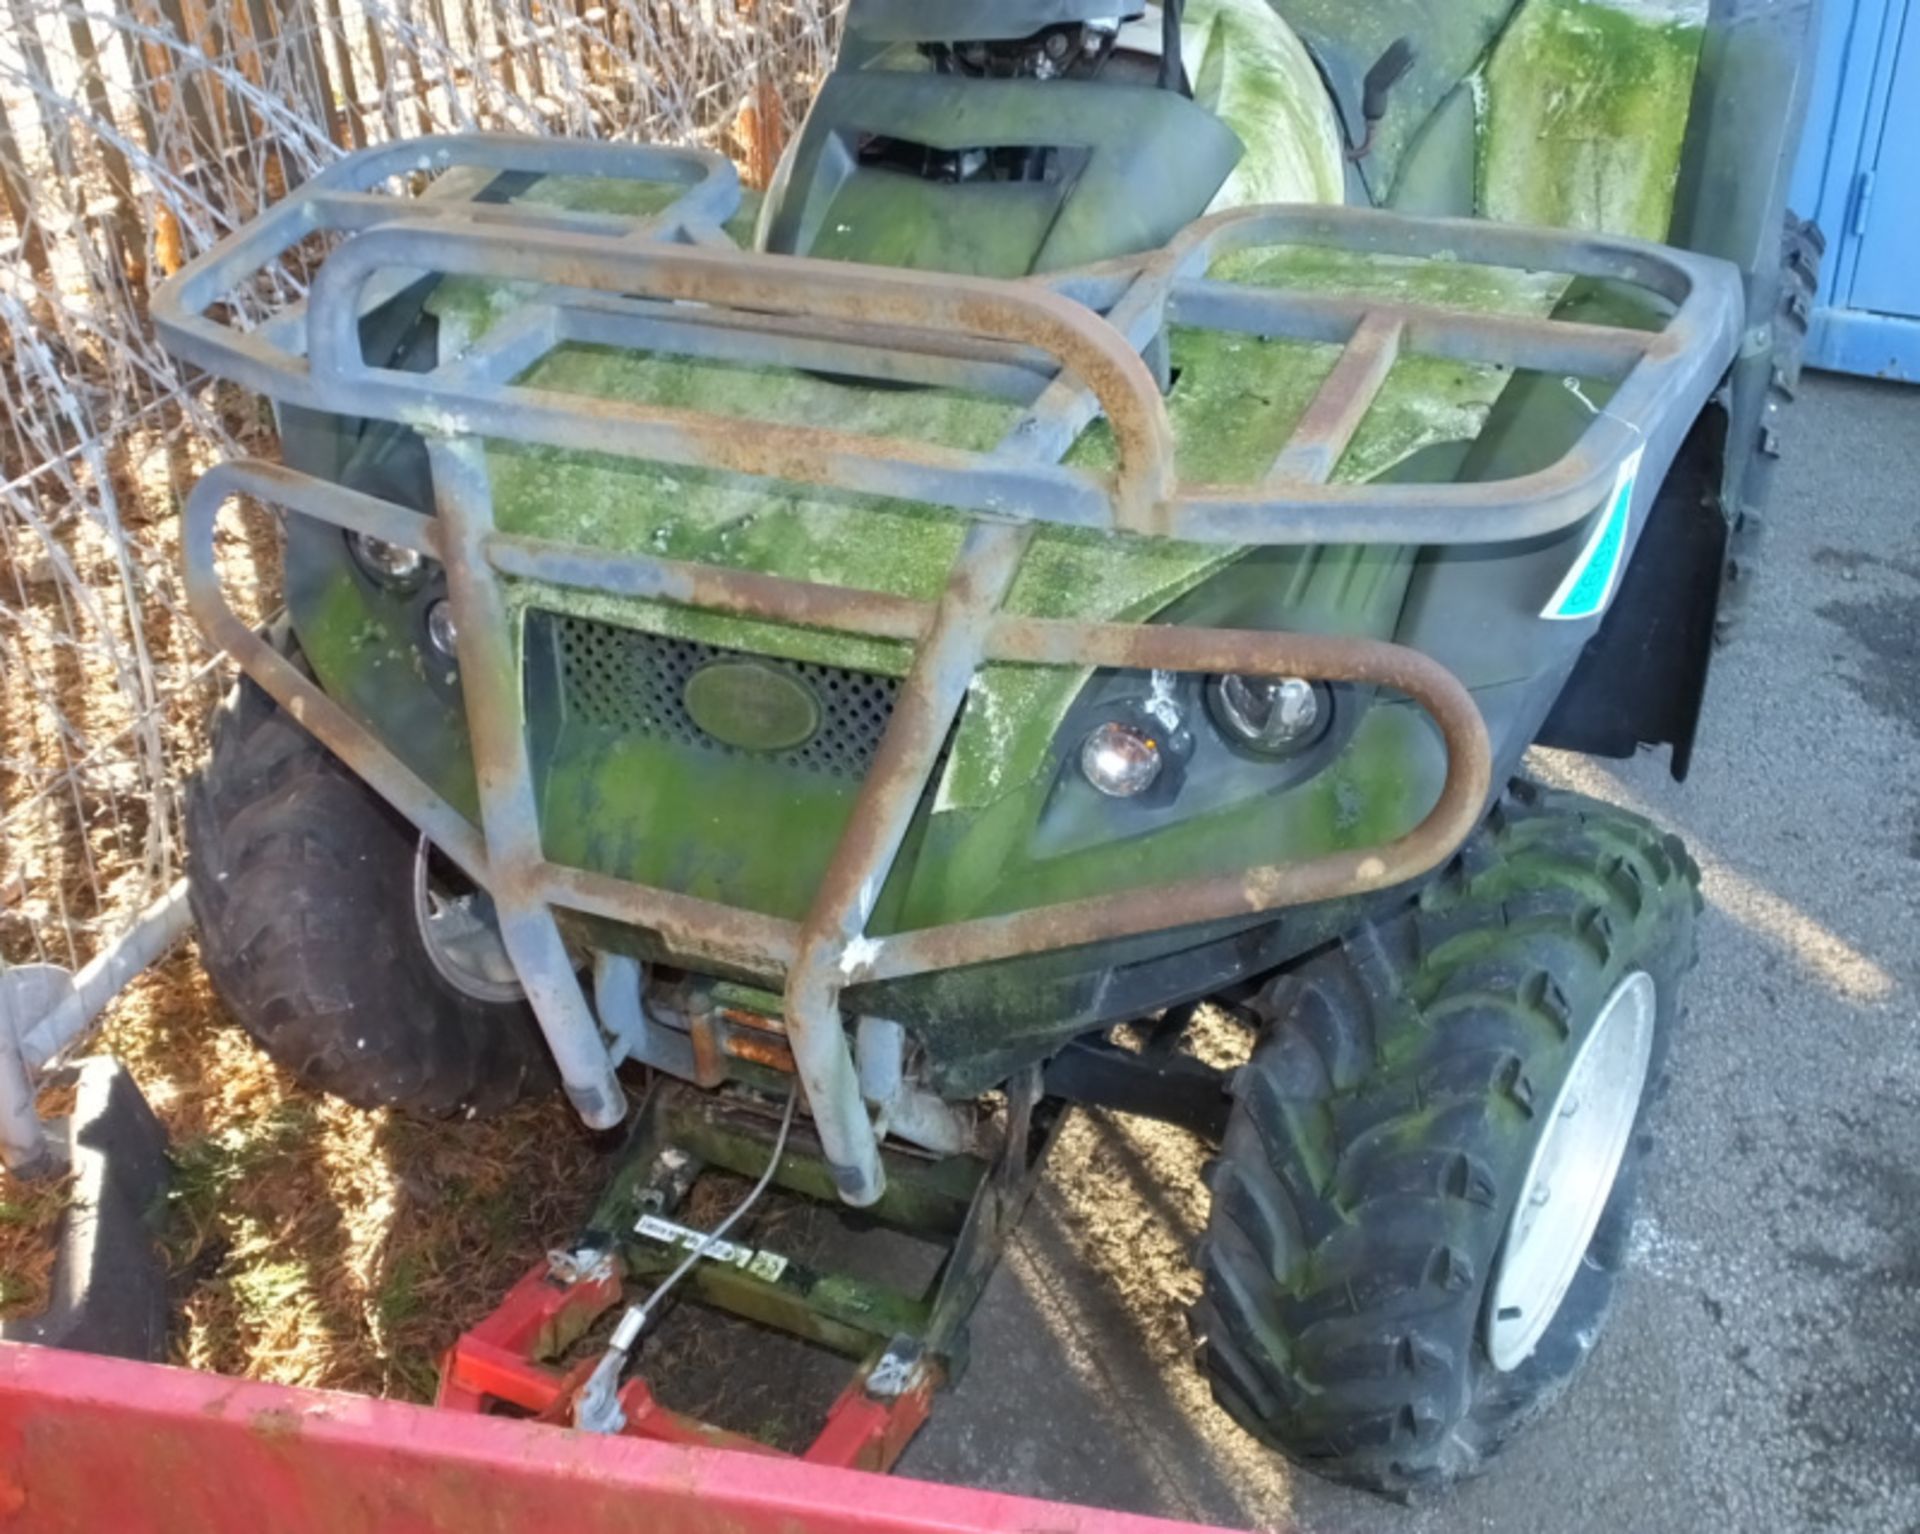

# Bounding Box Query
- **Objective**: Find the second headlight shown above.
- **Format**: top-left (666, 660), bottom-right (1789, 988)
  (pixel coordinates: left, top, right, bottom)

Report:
top-left (1207, 674), bottom-right (1329, 757)
top-left (348, 531), bottom-right (428, 592)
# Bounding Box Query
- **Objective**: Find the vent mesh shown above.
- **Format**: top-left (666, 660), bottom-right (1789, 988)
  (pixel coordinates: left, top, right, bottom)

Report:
top-left (545, 612), bottom-right (899, 780)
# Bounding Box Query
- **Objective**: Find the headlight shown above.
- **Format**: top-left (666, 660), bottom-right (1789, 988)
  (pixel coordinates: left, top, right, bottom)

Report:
top-left (348, 531), bottom-right (427, 591)
top-left (1207, 674), bottom-right (1328, 756)
top-left (426, 598), bottom-right (459, 658)
top-left (1079, 720), bottom-right (1163, 798)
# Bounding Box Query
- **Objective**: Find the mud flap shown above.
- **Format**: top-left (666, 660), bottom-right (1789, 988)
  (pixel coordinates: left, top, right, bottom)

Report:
top-left (1534, 408), bottom-right (1726, 780)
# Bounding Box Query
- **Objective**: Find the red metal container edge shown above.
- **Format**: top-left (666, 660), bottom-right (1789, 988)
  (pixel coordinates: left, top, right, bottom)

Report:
top-left (0, 1341), bottom-right (1253, 1534)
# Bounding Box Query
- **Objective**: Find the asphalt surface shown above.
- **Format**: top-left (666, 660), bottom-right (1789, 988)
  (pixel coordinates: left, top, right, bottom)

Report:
top-left (896, 373), bottom-right (1920, 1533)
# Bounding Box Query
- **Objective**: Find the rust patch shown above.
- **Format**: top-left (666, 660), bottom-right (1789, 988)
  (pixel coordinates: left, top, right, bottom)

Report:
top-left (248, 1407), bottom-right (304, 1442)
top-left (723, 1033), bottom-right (797, 1075)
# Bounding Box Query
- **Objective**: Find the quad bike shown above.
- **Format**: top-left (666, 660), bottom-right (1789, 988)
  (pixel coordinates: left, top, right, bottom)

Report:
top-left (154, 0), bottom-right (1820, 1497)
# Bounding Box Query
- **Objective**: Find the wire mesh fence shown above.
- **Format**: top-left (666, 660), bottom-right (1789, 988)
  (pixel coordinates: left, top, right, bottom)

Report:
top-left (0, 0), bottom-right (843, 975)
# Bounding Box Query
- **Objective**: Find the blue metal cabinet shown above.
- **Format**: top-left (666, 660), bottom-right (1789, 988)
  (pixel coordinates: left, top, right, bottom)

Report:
top-left (1792, 0), bottom-right (1920, 380)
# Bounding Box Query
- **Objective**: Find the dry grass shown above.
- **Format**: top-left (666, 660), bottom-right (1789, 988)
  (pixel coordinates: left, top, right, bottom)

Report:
top-left (0, 1081), bottom-right (78, 1320)
top-left (0, 1173), bottom-right (72, 1321)
top-left (94, 947), bottom-right (611, 1398)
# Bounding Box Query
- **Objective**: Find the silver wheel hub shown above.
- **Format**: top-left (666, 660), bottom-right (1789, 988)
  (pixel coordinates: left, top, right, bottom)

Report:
top-left (412, 836), bottom-right (524, 1004)
top-left (1485, 969), bottom-right (1656, 1372)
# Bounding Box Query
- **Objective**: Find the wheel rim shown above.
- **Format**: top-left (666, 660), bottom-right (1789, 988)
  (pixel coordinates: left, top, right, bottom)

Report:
top-left (1486, 969), bottom-right (1656, 1372)
top-left (411, 836), bottom-right (524, 1004)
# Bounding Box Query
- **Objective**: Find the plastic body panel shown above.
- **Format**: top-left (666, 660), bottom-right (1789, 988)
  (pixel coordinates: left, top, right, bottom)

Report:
top-left (761, 72), bottom-right (1242, 277)
top-left (1276, 0), bottom-right (1519, 201)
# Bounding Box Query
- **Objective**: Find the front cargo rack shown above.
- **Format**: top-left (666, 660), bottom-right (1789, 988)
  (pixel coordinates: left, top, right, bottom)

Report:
top-left (155, 134), bottom-right (1744, 1201)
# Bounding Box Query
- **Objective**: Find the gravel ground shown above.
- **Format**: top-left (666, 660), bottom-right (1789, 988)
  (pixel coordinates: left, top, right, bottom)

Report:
top-left (899, 372), bottom-right (1920, 1533)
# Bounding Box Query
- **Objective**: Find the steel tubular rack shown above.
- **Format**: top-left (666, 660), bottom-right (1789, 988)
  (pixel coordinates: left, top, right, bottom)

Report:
top-left (154, 133), bottom-right (1743, 1202)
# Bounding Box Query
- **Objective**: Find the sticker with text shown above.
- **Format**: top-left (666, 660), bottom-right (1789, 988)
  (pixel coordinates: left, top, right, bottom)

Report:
top-left (634, 1212), bottom-right (790, 1283)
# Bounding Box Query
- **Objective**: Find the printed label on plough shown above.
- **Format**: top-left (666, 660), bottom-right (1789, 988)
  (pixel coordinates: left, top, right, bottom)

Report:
top-left (635, 1213), bottom-right (791, 1283)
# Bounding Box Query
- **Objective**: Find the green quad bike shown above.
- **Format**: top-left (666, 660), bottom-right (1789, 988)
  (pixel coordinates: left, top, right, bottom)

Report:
top-left (155, 0), bottom-right (1822, 1495)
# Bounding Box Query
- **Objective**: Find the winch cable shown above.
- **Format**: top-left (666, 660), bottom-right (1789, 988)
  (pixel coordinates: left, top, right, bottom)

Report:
top-left (574, 1082), bottom-right (801, 1434)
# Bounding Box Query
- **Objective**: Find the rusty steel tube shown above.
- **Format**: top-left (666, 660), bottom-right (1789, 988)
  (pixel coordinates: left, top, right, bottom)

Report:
top-left (424, 438), bottom-right (629, 1129)
top-left (782, 524), bottom-right (1033, 1207)
top-left (184, 461), bottom-right (1494, 993)
top-left (1150, 201), bottom-right (1701, 305)
top-left (180, 463), bottom-right (491, 884)
top-left (154, 134), bottom-right (1742, 557)
top-left (154, 161), bottom-right (1749, 1166)
top-left (849, 623), bottom-right (1494, 984)
top-left (485, 532), bottom-right (933, 647)
top-left (304, 222), bottom-right (1178, 529)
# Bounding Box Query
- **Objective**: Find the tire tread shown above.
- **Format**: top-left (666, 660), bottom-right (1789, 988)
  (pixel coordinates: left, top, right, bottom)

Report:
top-left (186, 639), bottom-right (553, 1116)
top-left (1193, 781), bottom-right (1699, 1493)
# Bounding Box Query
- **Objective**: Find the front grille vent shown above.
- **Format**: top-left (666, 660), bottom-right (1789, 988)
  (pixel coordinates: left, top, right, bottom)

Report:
top-left (546, 612), bottom-right (898, 780)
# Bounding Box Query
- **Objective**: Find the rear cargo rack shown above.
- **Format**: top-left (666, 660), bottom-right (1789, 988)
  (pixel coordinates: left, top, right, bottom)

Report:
top-left (156, 134), bottom-right (1744, 1202)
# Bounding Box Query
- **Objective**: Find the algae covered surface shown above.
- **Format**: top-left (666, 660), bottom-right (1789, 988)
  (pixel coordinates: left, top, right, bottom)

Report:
top-left (1205, 242), bottom-right (1572, 490)
top-left (1182, 0), bottom-right (1344, 210)
top-left (486, 340), bottom-right (1254, 805)
top-left (422, 174), bottom-right (1573, 809)
top-left (1477, 0), bottom-right (1708, 240)
top-left (486, 305), bottom-right (1550, 808)
top-left (428, 172), bottom-right (751, 356)
top-left (403, 1), bottom-right (1705, 810)
top-left (1212, 241), bottom-right (1570, 315)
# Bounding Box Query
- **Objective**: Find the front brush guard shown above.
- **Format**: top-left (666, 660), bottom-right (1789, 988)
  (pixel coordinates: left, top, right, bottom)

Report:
top-left (157, 134), bottom-right (1743, 1203)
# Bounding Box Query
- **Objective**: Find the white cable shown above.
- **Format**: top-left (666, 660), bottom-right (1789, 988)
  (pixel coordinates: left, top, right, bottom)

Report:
top-left (1562, 374), bottom-right (1647, 448)
top-left (575, 1084), bottom-right (800, 1432)
top-left (632, 1083), bottom-right (799, 1325)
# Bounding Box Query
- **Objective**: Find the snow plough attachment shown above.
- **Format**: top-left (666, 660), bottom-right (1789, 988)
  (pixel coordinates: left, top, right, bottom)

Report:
top-left (0, 1336), bottom-right (1227, 1534)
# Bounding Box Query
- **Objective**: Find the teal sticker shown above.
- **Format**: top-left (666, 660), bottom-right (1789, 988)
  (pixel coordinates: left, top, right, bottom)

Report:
top-left (1543, 447), bottom-right (1644, 621)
